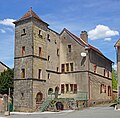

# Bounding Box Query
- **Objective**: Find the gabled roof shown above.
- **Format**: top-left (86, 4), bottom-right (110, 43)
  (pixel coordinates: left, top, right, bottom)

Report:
top-left (13, 8), bottom-right (49, 25)
top-left (61, 28), bottom-right (113, 63)
top-left (115, 39), bottom-right (120, 47)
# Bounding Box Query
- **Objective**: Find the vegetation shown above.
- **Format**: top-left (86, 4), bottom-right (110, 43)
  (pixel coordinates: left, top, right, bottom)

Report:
top-left (0, 69), bottom-right (14, 95)
top-left (112, 68), bottom-right (118, 90)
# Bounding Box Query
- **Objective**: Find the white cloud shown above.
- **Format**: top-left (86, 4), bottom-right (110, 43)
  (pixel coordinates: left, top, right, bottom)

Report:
top-left (104, 38), bottom-right (112, 41)
top-left (0, 18), bottom-right (15, 27)
top-left (88, 25), bottom-right (119, 40)
top-left (0, 29), bottom-right (6, 33)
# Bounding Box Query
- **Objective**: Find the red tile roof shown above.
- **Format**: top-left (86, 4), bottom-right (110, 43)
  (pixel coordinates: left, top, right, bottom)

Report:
top-left (20, 8), bottom-right (41, 21)
top-left (14, 8), bottom-right (49, 25)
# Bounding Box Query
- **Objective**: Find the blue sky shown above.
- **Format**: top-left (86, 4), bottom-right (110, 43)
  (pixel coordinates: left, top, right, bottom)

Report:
top-left (0, 0), bottom-right (120, 69)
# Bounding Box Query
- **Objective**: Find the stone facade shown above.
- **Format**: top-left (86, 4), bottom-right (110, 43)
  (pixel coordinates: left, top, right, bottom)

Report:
top-left (13, 9), bottom-right (113, 112)
top-left (115, 40), bottom-right (120, 101)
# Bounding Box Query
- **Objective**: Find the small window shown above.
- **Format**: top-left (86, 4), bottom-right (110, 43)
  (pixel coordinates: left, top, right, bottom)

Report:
top-left (104, 85), bottom-right (106, 93)
top-left (21, 29), bottom-right (26, 36)
top-left (48, 55), bottom-right (50, 61)
top-left (48, 88), bottom-right (53, 95)
top-left (70, 63), bottom-right (73, 71)
top-left (39, 47), bottom-right (41, 57)
top-left (94, 64), bottom-right (97, 73)
top-left (66, 63), bottom-right (69, 72)
top-left (70, 84), bottom-right (73, 91)
top-left (61, 64), bottom-right (65, 73)
top-left (107, 71), bottom-right (109, 77)
top-left (38, 69), bottom-right (41, 79)
top-left (57, 67), bottom-right (59, 72)
top-left (22, 46), bottom-right (25, 56)
top-left (23, 29), bottom-right (25, 34)
top-left (68, 45), bottom-right (71, 52)
top-left (57, 49), bottom-right (59, 56)
top-left (66, 84), bottom-right (69, 93)
top-left (48, 73), bottom-right (50, 79)
top-left (74, 84), bottom-right (77, 94)
top-left (38, 30), bottom-right (43, 38)
top-left (104, 69), bottom-right (106, 76)
top-left (55, 40), bottom-right (57, 44)
top-left (47, 34), bottom-right (50, 41)
top-left (108, 86), bottom-right (111, 96)
top-left (61, 84), bottom-right (64, 94)
top-left (21, 68), bottom-right (25, 79)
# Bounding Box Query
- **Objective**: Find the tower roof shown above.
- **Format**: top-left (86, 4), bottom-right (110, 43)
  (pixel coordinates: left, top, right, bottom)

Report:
top-left (14, 8), bottom-right (49, 25)
top-left (20, 7), bottom-right (41, 21)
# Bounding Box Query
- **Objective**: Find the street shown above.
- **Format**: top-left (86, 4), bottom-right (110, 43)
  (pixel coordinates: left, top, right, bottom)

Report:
top-left (1, 106), bottom-right (120, 118)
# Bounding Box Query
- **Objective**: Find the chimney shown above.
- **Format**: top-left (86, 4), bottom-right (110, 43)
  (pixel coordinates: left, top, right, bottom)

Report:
top-left (80, 31), bottom-right (88, 43)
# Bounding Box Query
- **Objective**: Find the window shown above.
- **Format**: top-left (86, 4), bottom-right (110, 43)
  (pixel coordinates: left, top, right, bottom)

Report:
top-left (57, 49), bottom-right (59, 56)
top-left (61, 84), bottom-right (64, 94)
top-left (48, 73), bottom-right (50, 79)
top-left (57, 67), bottom-right (59, 72)
top-left (23, 29), bottom-right (25, 34)
top-left (108, 86), bottom-right (111, 96)
top-left (66, 84), bottom-right (69, 93)
top-left (48, 88), bottom-right (53, 95)
top-left (21, 69), bottom-right (25, 79)
top-left (104, 69), bottom-right (106, 76)
top-left (107, 71), bottom-right (109, 77)
top-left (39, 47), bottom-right (41, 56)
top-left (100, 84), bottom-right (104, 93)
top-left (38, 69), bottom-right (41, 79)
top-left (48, 55), bottom-right (50, 61)
top-left (36, 92), bottom-right (43, 103)
top-left (47, 34), bottom-right (50, 41)
top-left (22, 46), bottom-right (25, 56)
top-left (68, 45), bottom-right (71, 52)
top-left (66, 63), bottom-right (69, 72)
top-left (61, 64), bottom-right (65, 73)
top-left (104, 85), bottom-right (106, 93)
top-left (70, 84), bottom-right (73, 91)
top-left (38, 30), bottom-right (42, 38)
top-left (74, 84), bottom-right (77, 94)
top-left (94, 64), bottom-right (97, 73)
top-left (70, 63), bottom-right (73, 71)
top-left (21, 29), bottom-right (26, 36)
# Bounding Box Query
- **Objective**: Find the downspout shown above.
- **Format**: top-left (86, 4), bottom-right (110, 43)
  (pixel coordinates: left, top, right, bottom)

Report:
top-left (88, 50), bottom-right (90, 107)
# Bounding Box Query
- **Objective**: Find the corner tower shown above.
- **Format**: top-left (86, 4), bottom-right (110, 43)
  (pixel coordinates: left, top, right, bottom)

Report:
top-left (13, 8), bottom-right (49, 112)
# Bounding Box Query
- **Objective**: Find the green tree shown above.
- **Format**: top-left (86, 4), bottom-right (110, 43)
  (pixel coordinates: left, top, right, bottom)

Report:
top-left (112, 68), bottom-right (118, 90)
top-left (0, 69), bottom-right (14, 95)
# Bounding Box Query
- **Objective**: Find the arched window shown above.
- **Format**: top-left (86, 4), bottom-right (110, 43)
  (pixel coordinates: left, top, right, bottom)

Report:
top-left (36, 92), bottom-right (43, 103)
top-left (48, 88), bottom-right (53, 95)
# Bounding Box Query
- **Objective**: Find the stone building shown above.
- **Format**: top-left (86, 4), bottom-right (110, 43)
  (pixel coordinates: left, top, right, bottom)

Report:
top-left (13, 8), bottom-right (113, 112)
top-left (115, 40), bottom-right (120, 101)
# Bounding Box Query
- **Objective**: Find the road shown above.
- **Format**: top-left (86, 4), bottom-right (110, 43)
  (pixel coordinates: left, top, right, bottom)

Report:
top-left (1, 106), bottom-right (120, 118)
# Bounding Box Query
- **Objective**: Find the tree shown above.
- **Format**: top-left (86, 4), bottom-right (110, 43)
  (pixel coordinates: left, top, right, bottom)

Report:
top-left (112, 68), bottom-right (118, 90)
top-left (0, 69), bottom-right (14, 95)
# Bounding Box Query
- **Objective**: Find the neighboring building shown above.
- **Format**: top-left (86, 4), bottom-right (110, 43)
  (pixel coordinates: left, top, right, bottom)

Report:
top-left (0, 61), bottom-right (9, 74)
top-left (115, 39), bottom-right (120, 101)
top-left (13, 8), bottom-right (113, 112)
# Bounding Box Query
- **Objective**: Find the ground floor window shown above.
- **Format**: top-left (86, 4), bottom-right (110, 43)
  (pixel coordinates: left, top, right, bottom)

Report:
top-left (36, 92), bottom-right (43, 103)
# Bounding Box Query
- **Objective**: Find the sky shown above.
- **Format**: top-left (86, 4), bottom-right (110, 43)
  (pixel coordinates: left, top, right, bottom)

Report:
top-left (0, 0), bottom-right (120, 69)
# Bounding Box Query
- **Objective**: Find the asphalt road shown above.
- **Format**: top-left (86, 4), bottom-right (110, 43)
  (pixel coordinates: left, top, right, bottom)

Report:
top-left (1, 106), bottom-right (120, 118)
